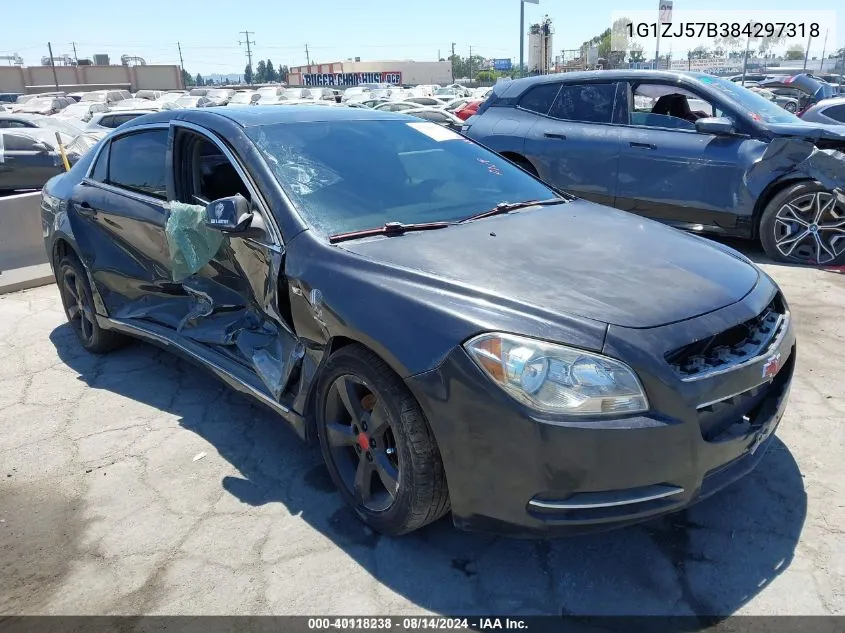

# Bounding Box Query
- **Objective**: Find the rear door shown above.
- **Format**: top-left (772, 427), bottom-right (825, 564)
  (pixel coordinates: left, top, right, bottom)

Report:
top-left (70, 126), bottom-right (174, 315)
top-left (524, 81), bottom-right (623, 206)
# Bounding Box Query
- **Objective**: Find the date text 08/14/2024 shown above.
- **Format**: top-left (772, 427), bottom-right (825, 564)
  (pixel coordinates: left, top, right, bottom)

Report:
top-left (307, 617), bottom-right (528, 630)
top-left (625, 21), bottom-right (820, 39)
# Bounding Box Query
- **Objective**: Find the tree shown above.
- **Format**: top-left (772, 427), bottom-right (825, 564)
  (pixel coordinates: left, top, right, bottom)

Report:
top-left (278, 64), bottom-right (289, 83)
top-left (244, 64), bottom-right (253, 84)
top-left (255, 60), bottom-right (267, 83)
top-left (628, 43), bottom-right (644, 64)
top-left (785, 44), bottom-right (805, 60)
top-left (195, 73), bottom-right (204, 86)
top-left (689, 46), bottom-right (710, 60)
top-left (181, 69), bottom-right (194, 87)
top-left (265, 59), bottom-right (278, 82)
top-left (475, 70), bottom-right (496, 83)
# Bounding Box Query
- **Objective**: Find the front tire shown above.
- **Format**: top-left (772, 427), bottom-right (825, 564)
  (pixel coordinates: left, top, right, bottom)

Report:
top-left (315, 344), bottom-right (450, 535)
top-left (759, 182), bottom-right (845, 265)
top-left (57, 255), bottom-right (128, 354)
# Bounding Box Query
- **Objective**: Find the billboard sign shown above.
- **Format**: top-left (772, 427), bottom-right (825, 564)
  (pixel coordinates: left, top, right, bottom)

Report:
top-left (303, 71), bottom-right (402, 86)
top-left (493, 58), bottom-right (513, 71)
top-left (659, 0), bottom-right (673, 23)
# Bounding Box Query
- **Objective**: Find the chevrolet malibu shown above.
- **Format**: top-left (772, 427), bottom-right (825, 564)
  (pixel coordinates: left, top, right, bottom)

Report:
top-left (41, 107), bottom-right (795, 536)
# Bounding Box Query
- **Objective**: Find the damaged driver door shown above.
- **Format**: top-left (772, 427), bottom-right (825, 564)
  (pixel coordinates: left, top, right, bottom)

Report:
top-left (163, 122), bottom-right (304, 407)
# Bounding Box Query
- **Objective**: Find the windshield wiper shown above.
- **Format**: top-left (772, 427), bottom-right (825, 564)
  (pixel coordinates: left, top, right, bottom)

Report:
top-left (329, 221), bottom-right (452, 244)
top-left (459, 197), bottom-right (571, 223)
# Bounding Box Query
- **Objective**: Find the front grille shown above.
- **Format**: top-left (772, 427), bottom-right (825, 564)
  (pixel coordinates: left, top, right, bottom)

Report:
top-left (695, 349), bottom-right (793, 441)
top-left (666, 295), bottom-right (786, 380)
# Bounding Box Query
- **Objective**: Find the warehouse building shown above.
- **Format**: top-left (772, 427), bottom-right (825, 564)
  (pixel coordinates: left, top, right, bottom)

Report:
top-left (288, 60), bottom-right (453, 87)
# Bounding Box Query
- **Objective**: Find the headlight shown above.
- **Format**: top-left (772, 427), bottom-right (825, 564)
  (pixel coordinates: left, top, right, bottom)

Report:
top-left (464, 333), bottom-right (649, 416)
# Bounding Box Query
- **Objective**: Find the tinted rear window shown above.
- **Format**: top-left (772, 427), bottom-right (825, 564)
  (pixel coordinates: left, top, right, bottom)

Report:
top-left (822, 103), bottom-right (845, 122)
top-left (107, 129), bottom-right (168, 199)
top-left (519, 84), bottom-right (561, 115)
top-left (548, 83), bottom-right (617, 124)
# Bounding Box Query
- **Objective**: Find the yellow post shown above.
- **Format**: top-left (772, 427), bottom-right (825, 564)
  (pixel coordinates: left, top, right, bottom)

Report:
top-left (54, 131), bottom-right (71, 172)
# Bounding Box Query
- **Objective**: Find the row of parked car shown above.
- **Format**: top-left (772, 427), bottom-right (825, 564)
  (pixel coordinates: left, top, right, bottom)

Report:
top-left (0, 82), bottom-right (489, 193)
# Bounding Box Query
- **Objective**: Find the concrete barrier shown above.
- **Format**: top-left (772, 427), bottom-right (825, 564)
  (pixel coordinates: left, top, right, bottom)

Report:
top-left (0, 192), bottom-right (54, 294)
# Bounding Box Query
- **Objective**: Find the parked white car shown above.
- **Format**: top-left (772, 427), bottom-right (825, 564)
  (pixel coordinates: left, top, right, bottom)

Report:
top-left (51, 101), bottom-right (108, 122)
top-left (227, 91), bottom-right (261, 107)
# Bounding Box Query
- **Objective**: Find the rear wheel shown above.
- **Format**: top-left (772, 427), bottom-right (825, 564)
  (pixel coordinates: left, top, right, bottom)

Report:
top-left (759, 182), bottom-right (845, 265)
top-left (57, 255), bottom-right (127, 353)
top-left (315, 345), bottom-right (450, 535)
top-left (783, 101), bottom-right (798, 113)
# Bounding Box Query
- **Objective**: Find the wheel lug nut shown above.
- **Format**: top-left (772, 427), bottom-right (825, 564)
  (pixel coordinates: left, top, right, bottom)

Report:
top-left (362, 422), bottom-right (368, 431)
top-left (369, 438), bottom-right (376, 448)
top-left (386, 448), bottom-right (395, 455)
top-left (366, 452), bottom-right (373, 462)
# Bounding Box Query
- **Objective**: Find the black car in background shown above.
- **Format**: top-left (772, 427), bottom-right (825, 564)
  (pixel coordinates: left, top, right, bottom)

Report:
top-left (464, 70), bottom-right (845, 265)
top-left (0, 129), bottom-right (79, 192)
top-left (42, 107), bottom-right (795, 536)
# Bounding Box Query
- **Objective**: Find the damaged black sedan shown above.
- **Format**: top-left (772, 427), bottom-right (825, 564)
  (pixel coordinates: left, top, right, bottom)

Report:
top-left (42, 107), bottom-right (795, 536)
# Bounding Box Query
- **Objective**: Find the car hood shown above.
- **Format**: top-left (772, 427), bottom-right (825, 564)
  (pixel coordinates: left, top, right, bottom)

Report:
top-left (338, 201), bottom-right (760, 329)
top-left (765, 120), bottom-right (845, 143)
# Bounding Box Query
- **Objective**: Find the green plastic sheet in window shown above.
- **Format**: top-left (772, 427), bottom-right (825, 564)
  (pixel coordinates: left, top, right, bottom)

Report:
top-left (165, 202), bottom-right (225, 282)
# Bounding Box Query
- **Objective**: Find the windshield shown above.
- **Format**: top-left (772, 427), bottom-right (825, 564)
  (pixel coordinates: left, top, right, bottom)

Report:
top-left (230, 92), bottom-right (254, 103)
top-left (22, 98), bottom-right (54, 109)
top-left (285, 88), bottom-right (311, 99)
top-left (248, 120), bottom-right (555, 236)
top-left (38, 118), bottom-right (85, 136)
top-left (157, 93), bottom-right (183, 103)
top-left (175, 97), bottom-right (199, 107)
top-left (257, 87), bottom-right (279, 97)
top-left (56, 103), bottom-right (89, 117)
top-left (696, 75), bottom-right (800, 124)
top-left (80, 93), bottom-right (106, 102)
top-left (207, 90), bottom-right (229, 98)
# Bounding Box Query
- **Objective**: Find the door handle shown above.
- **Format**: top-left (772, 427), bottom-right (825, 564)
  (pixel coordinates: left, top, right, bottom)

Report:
top-left (75, 201), bottom-right (96, 218)
top-left (630, 141), bottom-right (657, 150)
top-left (544, 132), bottom-right (567, 140)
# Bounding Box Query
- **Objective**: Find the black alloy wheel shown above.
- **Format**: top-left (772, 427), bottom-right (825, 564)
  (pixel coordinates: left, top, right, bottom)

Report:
top-left (315, 344), bottom-right (450, 535)
top-left (324, 374), bottom-right (400, 512)
top-left (60, 264), bottom-right (96, 347)
top-left (761, 182), bottom-right (845, 265)
top-left (57, 255), bottom-right (127, 353)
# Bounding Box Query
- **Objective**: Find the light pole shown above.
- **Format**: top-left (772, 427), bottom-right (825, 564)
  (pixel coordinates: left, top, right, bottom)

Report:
top-left (520, 0), bottom-right (539, 78)
top-left (741, 21), bottom-right (754, 86)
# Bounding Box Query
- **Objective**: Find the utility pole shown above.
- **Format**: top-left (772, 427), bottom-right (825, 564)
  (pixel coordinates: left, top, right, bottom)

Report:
top-left (519, 4), bottom-right (525, 77)
top-left (177, 42), bottom-right (185, 87)
top-left (451, 42), bottom-right (456, 81)
top-left (305, 44), bottom-right (311, 67)
top-left (803, 32), bottom-right (812, 70)
top-left (47, 42), bottom-right (60, 91)
top-left (819, 29), bottom-right (828, 71)
top-left (239, 30), bottom-right (255, 83)
top-left (71, 42), bottom-right (79, 65)
top-left (469, 45), bottom-right (473, 82)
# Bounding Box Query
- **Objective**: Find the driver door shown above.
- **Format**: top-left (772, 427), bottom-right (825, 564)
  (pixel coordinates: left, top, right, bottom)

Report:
top-left (166, 123), bottom-right (302, 404)
top-left (615, 81), bottom-right (753, 232)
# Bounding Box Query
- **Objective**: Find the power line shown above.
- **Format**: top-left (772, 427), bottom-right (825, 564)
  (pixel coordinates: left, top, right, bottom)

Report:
top-left (239, 30), bottom-right (255, 83)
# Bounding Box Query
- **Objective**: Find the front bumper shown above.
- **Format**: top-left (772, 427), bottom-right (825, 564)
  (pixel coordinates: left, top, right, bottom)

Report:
top-left (405, 276), bottom-right (795, 537)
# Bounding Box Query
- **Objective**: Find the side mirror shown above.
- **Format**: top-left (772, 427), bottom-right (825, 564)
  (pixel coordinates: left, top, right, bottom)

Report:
top-left (205, 194), bottom-right (252, 233)
top-left (204, 194), bottom-right (268, 239)
top-left (695, 116), bottom-right (735, 135)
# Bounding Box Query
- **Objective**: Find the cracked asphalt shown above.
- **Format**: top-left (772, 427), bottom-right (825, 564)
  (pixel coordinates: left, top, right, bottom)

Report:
top-left (1, 247), bottom-right (843, 617)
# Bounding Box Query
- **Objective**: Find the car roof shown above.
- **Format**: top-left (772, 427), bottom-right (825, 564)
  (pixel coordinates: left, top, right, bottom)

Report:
top-left (496, 70), bottom-right (712, 97)
top-left (119, 105), bottom-right (414, 131)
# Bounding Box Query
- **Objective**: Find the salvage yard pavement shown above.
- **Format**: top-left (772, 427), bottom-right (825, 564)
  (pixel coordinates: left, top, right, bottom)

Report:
top-left (0, 250), bottom-right (843, 617)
